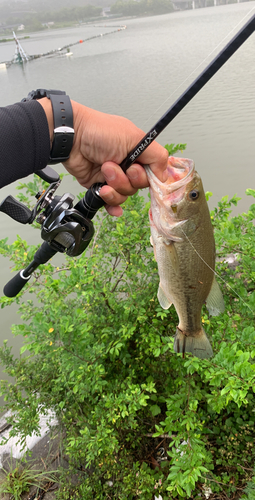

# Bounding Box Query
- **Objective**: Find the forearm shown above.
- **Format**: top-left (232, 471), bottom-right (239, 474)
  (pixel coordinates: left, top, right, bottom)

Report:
top-left (0, 100), bottom-right (50, 188)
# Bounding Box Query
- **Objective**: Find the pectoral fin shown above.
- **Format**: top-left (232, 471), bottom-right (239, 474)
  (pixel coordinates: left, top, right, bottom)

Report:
top-left (150, 235), bottom-right (157, 261)
top-left (165, 241), bottom-right (179, 274)
top-left (206, 277), bottom-right (225, 316)
top-left (157, 284), bottom-right (172, 310)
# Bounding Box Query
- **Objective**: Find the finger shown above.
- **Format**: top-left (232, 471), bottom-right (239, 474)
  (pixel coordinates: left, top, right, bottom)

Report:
top-left (126, 163), bottom-right (150, 189)
top-left (138, 142), bottom-right (169, 183)
top-left (101, 162), bottom-right (138, 196)
top-left (99, 184), bottom-right (128, 207)
top-left (105, 204), bottom-right (123, 217)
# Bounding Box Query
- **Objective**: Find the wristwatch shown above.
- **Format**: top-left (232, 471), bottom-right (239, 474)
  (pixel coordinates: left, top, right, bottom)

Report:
top-left (22, 89), bottom-right (75, 164)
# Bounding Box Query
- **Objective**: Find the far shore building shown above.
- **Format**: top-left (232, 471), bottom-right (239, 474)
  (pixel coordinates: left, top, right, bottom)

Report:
top-left (102, 7), bottom-right (111, 16)
top-left (42, 21), bottom-right (55, 28)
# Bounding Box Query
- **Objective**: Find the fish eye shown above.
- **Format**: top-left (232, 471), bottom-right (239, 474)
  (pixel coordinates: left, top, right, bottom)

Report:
top-left (189, 190), bottom-right (199, 201)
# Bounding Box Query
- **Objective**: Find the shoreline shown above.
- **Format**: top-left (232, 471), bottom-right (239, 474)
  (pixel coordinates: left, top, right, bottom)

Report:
top-left (0, 410), bottom-right (58, 467)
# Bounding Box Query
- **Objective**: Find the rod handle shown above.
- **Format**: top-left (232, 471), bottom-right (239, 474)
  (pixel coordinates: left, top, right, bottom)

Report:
top-left (75, 183), bottom-right (106, 220)
top-left (4, 270), bottom-right (31, 298)
top-left (4, 243), bottom-right (57, 297)
top-left (77, 150), bottom-right (141, 220)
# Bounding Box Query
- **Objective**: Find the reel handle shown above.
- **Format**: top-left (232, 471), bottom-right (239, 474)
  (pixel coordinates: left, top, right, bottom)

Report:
top-left (0, 195), bottom-right (33, 224)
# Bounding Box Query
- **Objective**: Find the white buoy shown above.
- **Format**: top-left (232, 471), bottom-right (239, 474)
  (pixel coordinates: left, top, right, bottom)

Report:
top-left (0, 63), bottom-right (7, 70)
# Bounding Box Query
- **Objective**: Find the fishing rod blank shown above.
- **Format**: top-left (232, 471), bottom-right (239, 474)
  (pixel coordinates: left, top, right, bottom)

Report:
top-left (79, 12), bottom-right (255, 220)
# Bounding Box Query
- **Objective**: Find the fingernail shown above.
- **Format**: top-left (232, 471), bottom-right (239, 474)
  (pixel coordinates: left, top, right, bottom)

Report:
top-left (127, 167), bottom-right (138, 180)
top-left (104, 166), bottom-right (116, 181)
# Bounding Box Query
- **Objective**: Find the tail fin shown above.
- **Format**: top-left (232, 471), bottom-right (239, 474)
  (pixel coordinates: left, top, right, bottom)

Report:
top-left (173, 328), bottom-right (213, 359)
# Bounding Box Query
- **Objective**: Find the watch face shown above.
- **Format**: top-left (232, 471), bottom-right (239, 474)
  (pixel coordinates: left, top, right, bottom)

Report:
top-left (21, 89), bottom-right (66, 102)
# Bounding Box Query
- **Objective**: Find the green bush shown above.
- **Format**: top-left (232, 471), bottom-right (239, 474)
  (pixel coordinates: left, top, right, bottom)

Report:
top-left (0, 157), bottom-right (255, 499)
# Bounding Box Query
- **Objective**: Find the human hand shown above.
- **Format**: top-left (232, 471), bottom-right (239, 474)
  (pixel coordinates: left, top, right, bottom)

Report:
top-left (39, 98), bottom-right (168, 216)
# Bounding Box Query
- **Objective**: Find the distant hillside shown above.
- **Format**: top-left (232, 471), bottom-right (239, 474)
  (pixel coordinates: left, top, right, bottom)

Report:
top-left (0, 0), bottom-right (120, 32)
top-left (0, 0), bottom-right (115, 11)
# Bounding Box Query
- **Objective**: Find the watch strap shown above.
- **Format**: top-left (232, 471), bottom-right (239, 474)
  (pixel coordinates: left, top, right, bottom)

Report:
top-left (21, 89), bottom-right (74, 165)
top-left (47, 93), bottom-right (74, 164)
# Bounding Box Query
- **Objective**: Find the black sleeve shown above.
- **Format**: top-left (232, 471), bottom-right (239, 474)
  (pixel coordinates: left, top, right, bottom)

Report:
top-left (0, 100), bottom-right (51, 188)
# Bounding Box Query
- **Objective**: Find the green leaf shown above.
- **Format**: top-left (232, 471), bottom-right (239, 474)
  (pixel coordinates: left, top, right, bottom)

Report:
top-left (246, 188), bottom-right (255, 198)
top-left (150, 404), bottom-right (161, 416)
top-left (20, 345), bottom-right (29, 354)
top-left (205, 191), bottom-right (213, 201)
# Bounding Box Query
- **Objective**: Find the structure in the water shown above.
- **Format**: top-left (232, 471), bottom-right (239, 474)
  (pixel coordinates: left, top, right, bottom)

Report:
top-left (0, 26), bottom-right (126, 68)
top-left (12, 31), bottom-right (30, 63)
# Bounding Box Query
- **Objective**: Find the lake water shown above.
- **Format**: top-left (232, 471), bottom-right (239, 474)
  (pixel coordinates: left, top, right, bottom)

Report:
top-left (0, 2), bottom-right (254, 399)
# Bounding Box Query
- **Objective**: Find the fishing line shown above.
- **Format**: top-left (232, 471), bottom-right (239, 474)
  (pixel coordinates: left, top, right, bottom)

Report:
top-left (180, 227), bottom-right (254, 315)
top-left (142, 6), bottom-right (255, 129)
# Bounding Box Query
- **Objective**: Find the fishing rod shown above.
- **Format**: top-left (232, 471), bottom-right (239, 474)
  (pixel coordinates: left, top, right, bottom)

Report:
top-left (1, 12), bottom-right (254, 297)
top-left (77, 11), bottom-right (255, 220)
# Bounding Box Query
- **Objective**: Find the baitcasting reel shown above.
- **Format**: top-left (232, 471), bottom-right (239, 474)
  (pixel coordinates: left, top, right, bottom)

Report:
top-left (0, 166), bottom-right (103, 298)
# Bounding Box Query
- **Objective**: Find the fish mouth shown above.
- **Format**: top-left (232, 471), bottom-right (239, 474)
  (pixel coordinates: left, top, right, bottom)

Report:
top-left (146, 157), bottom-right (195, 242)
top-left (144, 156), bottom-right (195, 203)
top-left (167, 156), bottom-right (194, 186)
top-left (145, 156), bottom-right (194, 194)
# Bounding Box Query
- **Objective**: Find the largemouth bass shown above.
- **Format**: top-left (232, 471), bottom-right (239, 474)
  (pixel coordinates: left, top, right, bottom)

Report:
top-left (146, 156), bottom-right (224, 359)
